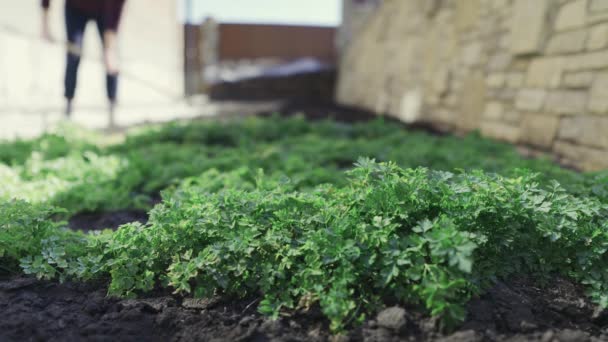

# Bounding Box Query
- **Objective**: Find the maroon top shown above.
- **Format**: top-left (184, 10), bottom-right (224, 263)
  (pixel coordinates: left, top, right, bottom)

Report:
top-left (42, 0), bottom-right (125, 31)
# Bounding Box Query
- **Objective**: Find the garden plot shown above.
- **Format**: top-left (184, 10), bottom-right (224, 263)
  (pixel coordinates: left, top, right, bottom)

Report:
top-left (1, 112), bottom-right (607, 341)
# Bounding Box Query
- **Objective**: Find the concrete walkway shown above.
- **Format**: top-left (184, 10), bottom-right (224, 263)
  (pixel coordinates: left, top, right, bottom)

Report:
top-left (0, 97), bottom-right (284, 140)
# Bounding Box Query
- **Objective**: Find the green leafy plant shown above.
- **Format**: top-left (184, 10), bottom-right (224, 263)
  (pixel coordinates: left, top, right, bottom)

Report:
top-left (6, 160), bottom-right (605, 331)
top-left (1, 116), bottom-right (607, 332)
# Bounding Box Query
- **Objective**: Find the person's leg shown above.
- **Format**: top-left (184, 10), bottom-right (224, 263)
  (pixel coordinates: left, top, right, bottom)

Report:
top-left (105, 74), bottom-right (118, 103)
top-left (95, 18), bottom-right (119, 127)
top-left (64, 5), bottom-right (88, 116)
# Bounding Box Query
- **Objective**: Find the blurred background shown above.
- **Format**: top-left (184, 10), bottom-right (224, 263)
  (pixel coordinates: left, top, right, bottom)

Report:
top-left (1, 0), bottom-right (607, 171)
top-left (0, 0), bottom-right (346, 137)
top-left (1, 0), bottom-right (184, 134)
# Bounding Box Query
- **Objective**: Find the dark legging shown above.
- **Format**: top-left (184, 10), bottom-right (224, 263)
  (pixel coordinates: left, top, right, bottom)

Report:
top-left (64, 5), bottom-right (118, 101)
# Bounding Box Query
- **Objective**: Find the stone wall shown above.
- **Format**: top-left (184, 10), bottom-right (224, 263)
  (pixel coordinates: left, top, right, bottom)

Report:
top-left (337, 0), bottom-right (383, 55)
top-left (337, 0), bottom-right (608, 171)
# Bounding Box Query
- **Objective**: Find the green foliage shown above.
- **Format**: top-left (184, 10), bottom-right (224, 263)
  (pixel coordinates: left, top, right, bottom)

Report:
top-left (0, 200), bottom-right (87, 278)
top-left (0, 152), bottom-right (139, 214)
top-left (5, 161), bottom-right (607, 331)
top-left (0, 123), bottom-right (100, 166)
top-left (1, 116), bottom-right (607, 332)
top-left (1, 116), bottom-right (606, 216)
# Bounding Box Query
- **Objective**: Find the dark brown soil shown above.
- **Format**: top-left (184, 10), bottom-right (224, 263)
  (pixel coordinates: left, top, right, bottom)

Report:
top-left (0, 276), bottom-right (606, 342)
top-left (209, 70), bottom-right (337, 103)
top-left (265, 100), bottom-right (380, 123)
top-left (259, 100), bottom-right (448, 136)
top-left (68, 210), bottom-right (149, 232)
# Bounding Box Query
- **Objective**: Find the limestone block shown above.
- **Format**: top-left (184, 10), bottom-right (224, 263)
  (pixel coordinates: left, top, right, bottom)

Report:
top-left (555, 0), bottom-right (587, 32)
top-left (558, 117), bottom-right (583, 140)
top-left (459, 72), bottom-right (487, 130)
top-left (456, 0), bottom-right (481, 32)
top-left (558, 115), bottom-right (608, 148)
top-left (526, 57), bottom-right (565, 88)
top-left (511, 59), bottom-right (531, 72)
top-left (500, 14), bottom-right (512, 32)
top-left (487, 52), bottom-right (512, 71)
top-left (481, 121), bottom-right (520, 143)
top-left (516, 89), bottom-right (547, 111)
top-left (483, 102), bottom-right (504, 120)
top-left (587, 11), bottom-right (608, 25)
top-left (423, 0), bottom-right (443, 18)
top-left (486, 73), bottom-right (506, 88)
top-left (587, 24), bottom-right (608, 50)
top-left (554, 141), bottom-right (608, 171)
top-left (461, 42), bottom-right (483, 66)
top-left (397, 89), bottom-right (423, 123)
top-left (431, 68), bottom-right (450, 96)
top-left (487, 88), bottom-right (501, 99)
top-left (546, 29), bottom-right (587, 54)
top-left (491, 0), bottom-right (510, 11)
top-left (495, 89), bottom-right (517, 101)
top-left (563, 71), bottom-right (594, 88)
top-left (506, 72), bottom-right (525, 88)
top-left (499, 33), bottom-right (511, 49)
top-left (445, 94), bottom-right (459, 107)
top-left (564, 50), bottom-right (608, 70)
top-left (545, 90), bottom-right (588, 114)
top-left (374, 91), bottom-right (389, 115)
top-left (504, 110), bottom-right (522, 124)
top-left (589, 72), bottom-right (608, 113)
top-left (520, 114), bottom-right (560, 148)
top-left (432, 108), bottom-right (456, 125)
top-left (426, 94), bottom-right (440, 106)
top-left (511, 0), bottom-right (551, 55)
top-left (590, 0), bottom-right (608, 12)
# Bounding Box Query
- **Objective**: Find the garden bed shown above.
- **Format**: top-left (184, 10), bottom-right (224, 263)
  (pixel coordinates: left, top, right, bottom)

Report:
top-left (0, 275), bottom-right (605, 341)
top-left (1, 108), bottom-right (607, 341)
top-left (69, 210), bottom-right (149, 232)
